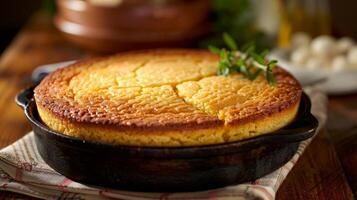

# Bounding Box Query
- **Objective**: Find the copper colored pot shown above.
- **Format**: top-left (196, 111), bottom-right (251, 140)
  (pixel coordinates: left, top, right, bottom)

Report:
top-left (55, 0), bottom-right (211, 52)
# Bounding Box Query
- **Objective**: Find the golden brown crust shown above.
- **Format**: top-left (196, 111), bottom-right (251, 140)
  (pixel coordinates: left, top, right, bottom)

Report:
top-left (227, 67), bottom-right (301, 126)
top-left (34, 49), bottom-right (302, 146)
top-left (36, 101), bottom-right (299, 147)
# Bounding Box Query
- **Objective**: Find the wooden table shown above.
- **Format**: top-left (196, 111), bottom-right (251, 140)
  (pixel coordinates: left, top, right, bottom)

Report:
top-left (0, 12), bottom-right (356, 199)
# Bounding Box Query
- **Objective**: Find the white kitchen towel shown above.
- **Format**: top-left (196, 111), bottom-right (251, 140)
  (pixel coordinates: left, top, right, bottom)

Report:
top-left (0, 88), bottom-right (327, 200)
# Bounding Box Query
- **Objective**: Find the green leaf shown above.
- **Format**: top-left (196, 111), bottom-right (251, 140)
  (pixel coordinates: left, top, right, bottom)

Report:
top-left (250, 52), bottom-right (265, 65)
top-left (241, 42), bottom-right (255, 53)
top-left (219, 49), bottom-right (227, 60)
top-left (223, 33), bottom-right (238, 51)
top-left (266, 71), bottom-right (276, 85)
top-left (260, 49), bottom-right (270, 57)
top-left (266, 60), bottom-right (277, 85)
top-left (267, 60), bottom-right (278, 70)
top-left (268, 60), bottom-right (278, 65)
top-left (250, 69), bottom-right (263, 80)
top-left (236, 59), bottom-right (244, 66)
top-left (208, 45), bottom-right (221, 54)
top-left (218, 63), bottom-right (230, 76)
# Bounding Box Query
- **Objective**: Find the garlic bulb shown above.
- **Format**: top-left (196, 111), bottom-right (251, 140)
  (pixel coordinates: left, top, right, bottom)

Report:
top-left (347, 46), bottom-right (357, 68)
top-left (310, 35), bottom-right (336, 58)
top-left (290, 46), bottom-right (310, 65)
top-left (336, 37), bottom-right (355, 54)
top-left (287, 33), bottom-right (357, 71)
top-left (331, 55), bottom-right (347, 71)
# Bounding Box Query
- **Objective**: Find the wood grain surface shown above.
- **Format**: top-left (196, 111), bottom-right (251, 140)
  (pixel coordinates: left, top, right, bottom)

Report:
top-left (0, 11), bottom-right (356, 199)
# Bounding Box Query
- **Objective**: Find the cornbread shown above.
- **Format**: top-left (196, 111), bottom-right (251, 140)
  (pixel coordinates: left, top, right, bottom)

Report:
top-left (34, 49), bottom-right (302, 147)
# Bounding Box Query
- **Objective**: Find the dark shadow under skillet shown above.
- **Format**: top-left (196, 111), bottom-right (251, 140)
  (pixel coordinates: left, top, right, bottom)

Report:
top-left (16, 87), bottom-right (318, 192)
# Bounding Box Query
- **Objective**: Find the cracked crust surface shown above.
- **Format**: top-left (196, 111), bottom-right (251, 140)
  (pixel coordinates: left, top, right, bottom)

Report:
top-left (34, 49), bottom-right (302, 147)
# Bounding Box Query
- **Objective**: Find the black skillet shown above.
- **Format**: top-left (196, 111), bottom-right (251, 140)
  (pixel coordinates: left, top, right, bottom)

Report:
top-left (16, 62), bottom-right (318, 192)
top-left (16, 86), bottom-right (318, 192)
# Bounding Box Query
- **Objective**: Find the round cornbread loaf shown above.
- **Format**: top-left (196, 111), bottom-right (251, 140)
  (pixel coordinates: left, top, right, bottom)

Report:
top-left (34, 49), bottom-right (302, 147)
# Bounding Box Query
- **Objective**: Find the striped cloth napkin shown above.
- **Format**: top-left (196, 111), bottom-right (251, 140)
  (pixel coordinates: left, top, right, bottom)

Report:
top-left (0, 88), bottom-right (327, 200)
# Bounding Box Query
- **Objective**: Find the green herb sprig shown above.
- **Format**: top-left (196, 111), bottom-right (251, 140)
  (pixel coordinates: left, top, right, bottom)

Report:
top-left (209, 33), bottom-right (278, 85)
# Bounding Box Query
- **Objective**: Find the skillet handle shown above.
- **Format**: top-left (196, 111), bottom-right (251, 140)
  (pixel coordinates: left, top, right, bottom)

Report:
top-left (15, 86), bottom-right (35, 110)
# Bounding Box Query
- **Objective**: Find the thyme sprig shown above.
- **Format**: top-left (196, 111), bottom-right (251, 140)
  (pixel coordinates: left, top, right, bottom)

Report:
top-left (209, 33), bottom-right (277, 85)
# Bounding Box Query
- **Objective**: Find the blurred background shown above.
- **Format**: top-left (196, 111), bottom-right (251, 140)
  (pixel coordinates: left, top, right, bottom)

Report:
top-left (2, 0), bottom-right (357, 92)
top-left (1, 0), bottom-right (357, 53)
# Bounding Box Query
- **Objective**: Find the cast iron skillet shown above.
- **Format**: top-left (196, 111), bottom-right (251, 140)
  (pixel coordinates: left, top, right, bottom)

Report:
top-left (16, 87), bottom-right (318, 192)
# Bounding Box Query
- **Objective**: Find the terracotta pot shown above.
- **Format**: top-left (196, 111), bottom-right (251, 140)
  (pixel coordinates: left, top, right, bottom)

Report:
top-left (55, 0), bottom-right (211, 52)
